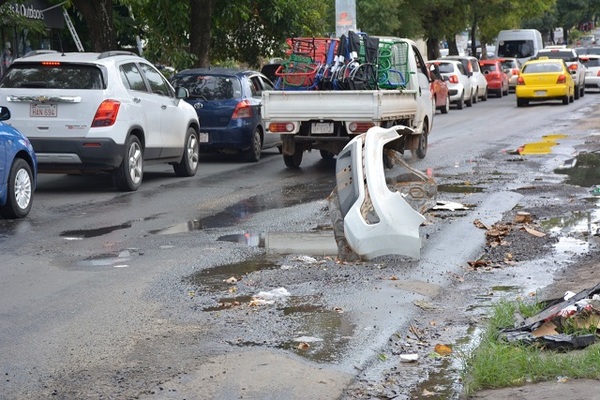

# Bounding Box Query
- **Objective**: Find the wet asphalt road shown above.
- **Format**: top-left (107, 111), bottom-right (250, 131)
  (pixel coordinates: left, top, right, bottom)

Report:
top-left (1, 92), bottom-right (600, 399)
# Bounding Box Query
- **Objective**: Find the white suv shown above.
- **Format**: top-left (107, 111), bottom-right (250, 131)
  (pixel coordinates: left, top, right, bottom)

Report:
top-left (0, 50), bottom-right (200, 191)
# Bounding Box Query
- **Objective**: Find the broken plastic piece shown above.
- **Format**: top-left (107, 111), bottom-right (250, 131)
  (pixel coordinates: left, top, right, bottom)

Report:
top-left (335, 125), bottom-right (426, 259)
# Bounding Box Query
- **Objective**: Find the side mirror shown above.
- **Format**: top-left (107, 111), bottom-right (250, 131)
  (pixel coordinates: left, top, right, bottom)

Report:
top-left (175, 87), bottom-right (190, 99)
top-left (0, 106), bottom-right (10, 121)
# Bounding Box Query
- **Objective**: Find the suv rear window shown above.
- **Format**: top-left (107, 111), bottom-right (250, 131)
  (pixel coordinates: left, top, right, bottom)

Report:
top-left (580, 57), bottom-right (600, 67)
top-left (170, 74), bottom-right (241, 100)
top-left (537, 50), bottom-right (576, 62)
top-left (0, 63), bottom-right (105, 89)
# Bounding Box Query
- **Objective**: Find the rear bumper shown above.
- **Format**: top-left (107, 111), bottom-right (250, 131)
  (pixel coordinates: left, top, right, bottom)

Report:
top-left (198, 122), bottom-right (256, 151)
top-left (30, 137), bottom-right (124, 172)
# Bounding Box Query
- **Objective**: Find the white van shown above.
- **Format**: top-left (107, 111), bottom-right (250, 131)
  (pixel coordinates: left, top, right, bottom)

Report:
top-left (495, 29), bottom-right (543, 64)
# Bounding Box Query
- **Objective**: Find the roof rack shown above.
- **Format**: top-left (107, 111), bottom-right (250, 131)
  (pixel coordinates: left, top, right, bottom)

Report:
top-left (98, 51), bottom-right (139, 59)
top-left (21, 50), bottom-right (59, 58)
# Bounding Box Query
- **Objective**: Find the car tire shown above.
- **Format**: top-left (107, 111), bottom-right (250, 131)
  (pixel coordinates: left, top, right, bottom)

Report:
top-left (320, 150), bottom-right (335, 159)
top-left (113, 135), bottom-right (143, 192)
top-left (173, 127), bottom-right (199, 176)
top-left (580, 84), bottom-right (585, 98)
top-left (283, 149), bottom-right (303, 168)
top-left (575, 84), bottom-right (580, 100)
top-left (465, 91), bottom-right (473, 107)
top-left (441, 96), bottom-right (450, 114)
top-left (412, 121), bottom-right (429, 159)
top-left (0, 158), bottom-right (33, 219)
top-left (472, 88), bottom-right (478, 104)
top-left (242, 127), bottom-right (262, 162)
top-left (456, 94), bottom-right (465, 110)
top-left (517, 98), bottom-right (528, 107)
top-left (481, 88), bottom-right (488, 101)
top-left (498, 89), bottom-right (503, 98)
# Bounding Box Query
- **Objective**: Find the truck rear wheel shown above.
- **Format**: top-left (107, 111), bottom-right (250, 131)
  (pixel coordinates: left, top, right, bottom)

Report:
top-left (284, 149), bottom-right (303, 168)
top-left (320, 150), bottom-right (335, 160)
top-left (412, 123), bottom-right (428, 159)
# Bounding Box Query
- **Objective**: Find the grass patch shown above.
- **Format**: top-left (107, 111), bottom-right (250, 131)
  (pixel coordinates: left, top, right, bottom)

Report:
top-left (462, 298), bottom-right (600, 395)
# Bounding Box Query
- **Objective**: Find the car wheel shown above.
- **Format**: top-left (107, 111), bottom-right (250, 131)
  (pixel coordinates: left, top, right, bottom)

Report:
top-left (465, 90), bottom-right (473, 107)
top-left (320, 149), bottom-right (335, 159)
top-left (575, 84), bottom-right (580, 100)
top-left (283, 149), bottom-right (303, 168)
top-left (456, 94), bottom-right (465, 110)
top-left (580, 84), bottom-right (585, 98)
top-left (0, 158), bottom-right (33, 219)
top-left (441, 95), bottom-right (450, 114)
top-left (113, 135), bottom-right (143, 192)
top-left (517, 98), bottom-right (528, 107)
top-left (498, 88), bottom-right (503, 98)
top-left (242, 127), bottom-right (262, 162)
top-left (562, 95), bottom-right (569, 105)
top-left (481, 88), bottom-right (488, 101)
top-left (412, 122), bottom-right (429, 159)
top-left (173, 127), bottom-right (199, 176)
top-left (472, 88), bottom-right (478, 104)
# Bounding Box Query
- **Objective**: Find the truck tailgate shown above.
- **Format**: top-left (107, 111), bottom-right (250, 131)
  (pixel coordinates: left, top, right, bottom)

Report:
top-left (262, 90), bottom-right (418, 122)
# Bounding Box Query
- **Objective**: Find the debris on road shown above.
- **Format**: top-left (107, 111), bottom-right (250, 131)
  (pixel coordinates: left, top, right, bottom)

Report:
top-left (499, 283), bottom-right (600, 350)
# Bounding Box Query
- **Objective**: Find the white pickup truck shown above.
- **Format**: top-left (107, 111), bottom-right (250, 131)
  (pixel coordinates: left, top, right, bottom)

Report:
top-left (261, 37), bottom-right (434, 168)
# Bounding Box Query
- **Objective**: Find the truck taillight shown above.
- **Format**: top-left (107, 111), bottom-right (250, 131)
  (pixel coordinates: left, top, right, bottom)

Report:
top-left (92, 100), bottom-right (120, 127)
top-left (232, 100), bottom-right (253, 119)
top-left (557, 74), bottom-right (567, 83)
top-left (449, 75), bottom-right (459, 84)
top-left (268, 122), bottom-right (294, 132)
top-left (348, 122), bottom-right (375, 133)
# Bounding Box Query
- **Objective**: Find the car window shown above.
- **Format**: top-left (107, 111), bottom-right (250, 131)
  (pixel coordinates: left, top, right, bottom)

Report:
top-left (480, 64), bottom-right (497, 73)
top-left (261, 76), bottom-right (274, 90)
top-left (522, 62), bottom-right (562, 73)
top-left (249, 76), bottom-right (262, 98)
top-left (170, 74), bottom-right (242, 101)
top-left (456, 63), bottom-right (467, 75)
top-left (470, 60), bottom-right (481, 72)
top-left (498, 40), bottom-right (535, 58)
top-left (580, 57), bottom-right (600, 67)
top-left (0, 63), bottom-right (105, 89)
top-left (538, 50), bottom-right (575, 62)
top-left (438, 62), bottom-right (455, 74)
top-left (138, 63), bottom-right (174, 97)
top-left (120, 62), bottom-right (147, 92)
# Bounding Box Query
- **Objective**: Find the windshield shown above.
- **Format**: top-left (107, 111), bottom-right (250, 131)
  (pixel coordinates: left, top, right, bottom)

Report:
top-left (497, 40), bottom-right (535, 59)
top-left (170, 74), bottom-right (241, 100)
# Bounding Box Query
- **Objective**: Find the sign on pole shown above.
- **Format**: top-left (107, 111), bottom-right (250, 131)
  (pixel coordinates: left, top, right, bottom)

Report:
top-left (335, 0), bottom-right (356, 37)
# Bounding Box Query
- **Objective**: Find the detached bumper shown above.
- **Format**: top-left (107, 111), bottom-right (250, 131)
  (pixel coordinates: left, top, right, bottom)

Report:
top-left (335, 125), bottom-right (426, 260)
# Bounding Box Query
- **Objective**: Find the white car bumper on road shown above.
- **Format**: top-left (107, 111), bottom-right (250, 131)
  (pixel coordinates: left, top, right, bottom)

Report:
top-left (335, 126), bottom-right (426, 260)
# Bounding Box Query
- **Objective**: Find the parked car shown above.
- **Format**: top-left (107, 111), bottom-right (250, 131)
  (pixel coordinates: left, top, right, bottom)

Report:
top-left (515, 57), bottom-right (575, 107)
top-left (479, 59), bottom-right (509, 97)
top-left (170, 68), bottom-right (281, 162)
top-left (498, 57), bottom-right (522, 92)
top-left (426, 62), bottom-right (450, 114)
top-left (535, 48), bottom-right (586, 99)
top-left (579, 54), bottom-right (600, 92)
top-left (444, 55), bottom-right (489, 102)
top-left (429, 59), bottom-right (473, 109)
top-left (0, 106), bottom-right (36, 219)
top-left (0, 50), bottom-right (200, 191)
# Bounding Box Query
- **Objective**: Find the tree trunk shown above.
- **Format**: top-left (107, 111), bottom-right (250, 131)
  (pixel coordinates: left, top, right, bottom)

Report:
top-left (470, 23), bottom-right (477, 58)
top-left (190, 0), bottom-right (213, 67)
top-left (71, 0), bottom-right (115, 52)
top-left (426, 37), bottom-right (439, 60)
top-left (448, 36), bottom-right (459, 56)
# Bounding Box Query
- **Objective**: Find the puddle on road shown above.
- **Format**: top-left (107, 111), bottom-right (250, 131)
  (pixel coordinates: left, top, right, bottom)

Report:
top-left (555, 151), bottom-right (600, 189)
top-left (150, 181), bottom-right (333, 234)
top-left (437, 184), bottom-right (484, 194)
top-left (61, 223), bottom-right (131, 240)
top-left (75, 249), bottom-right (138, 268)
top-left (410, 326), bottom-right (483, 399)
top-left (187, 257), bottom-right (280, 293)
top-left (540, 207), bottom-right (600, 259)
top-left (518, 134), bottom-right (568, 155)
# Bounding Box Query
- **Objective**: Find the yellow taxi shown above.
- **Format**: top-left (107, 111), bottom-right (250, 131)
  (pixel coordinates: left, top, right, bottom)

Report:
top-left (515, 57), bottom-right (575, 107)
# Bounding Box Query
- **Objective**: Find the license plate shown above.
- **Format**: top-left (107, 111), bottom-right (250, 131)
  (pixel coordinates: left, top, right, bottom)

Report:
top-left (199, 132), bottom-right (209, 143)
top-left (30, 103), bottom-right (57, 117)
top-left (311, 122), bottom-right (333, 134)
top-left (534, 90), bottom-right (546, 97)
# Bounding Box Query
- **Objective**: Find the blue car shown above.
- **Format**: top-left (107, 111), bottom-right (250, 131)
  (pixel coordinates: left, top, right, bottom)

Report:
top-left (0, 106), bottom-right (36, 218)
top-left (170, 68), bottom-right (281, 162)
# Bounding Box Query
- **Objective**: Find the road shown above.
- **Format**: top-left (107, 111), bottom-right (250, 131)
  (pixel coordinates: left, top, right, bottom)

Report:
top-left (1, 92), bottom-right (599, 399)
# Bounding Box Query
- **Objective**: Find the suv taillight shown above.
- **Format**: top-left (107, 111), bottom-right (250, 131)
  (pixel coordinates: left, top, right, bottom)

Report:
top-left (232, 100), bottom-right (253, 119)
top-left (449, 75), bottom-right (459, 84)
top-left (92, 100), bottom-right (120, 127)
top-left (568, 64), bottom-right (578, 72)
